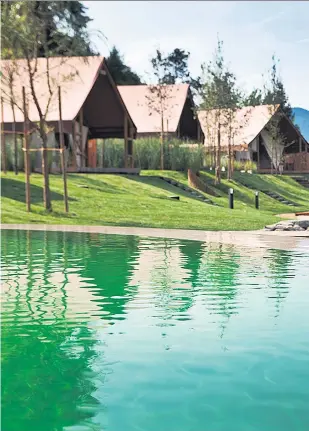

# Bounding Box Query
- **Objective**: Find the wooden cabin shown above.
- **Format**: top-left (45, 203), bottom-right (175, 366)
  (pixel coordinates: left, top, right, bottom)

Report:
top-left (118, 84), bottom-right (203, 142)
top-left (198, 105), bottom-right (309, 173)
top-left (1, 56), bottom-right (137, 172)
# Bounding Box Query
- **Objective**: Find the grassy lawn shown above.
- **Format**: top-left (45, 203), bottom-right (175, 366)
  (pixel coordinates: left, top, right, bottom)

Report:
top-left (144, 170), bottom-right (309, 212)
top-left (197, 171), bottom-right (309, 212)
top-left (1, 171), bottom-right (307, 231)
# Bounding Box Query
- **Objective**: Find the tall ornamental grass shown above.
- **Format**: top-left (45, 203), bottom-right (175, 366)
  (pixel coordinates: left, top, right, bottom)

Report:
top-left (96, 137), bottom-right (204, 171)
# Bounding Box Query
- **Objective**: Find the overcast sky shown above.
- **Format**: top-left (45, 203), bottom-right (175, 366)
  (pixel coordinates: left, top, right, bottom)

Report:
top-left (84, 1), bottom-right (309, 109)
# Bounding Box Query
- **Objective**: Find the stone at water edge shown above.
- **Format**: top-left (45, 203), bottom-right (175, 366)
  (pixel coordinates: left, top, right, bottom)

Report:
top-left (290, 225), bottom-right (306, 231)
top-left (264, 220), bottom-right (307, 231)
top-left (297, 220), bottom-right (309, 229)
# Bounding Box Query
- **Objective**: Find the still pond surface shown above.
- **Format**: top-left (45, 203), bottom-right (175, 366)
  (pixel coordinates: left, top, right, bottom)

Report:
top-left (1, 229), bottom-right (309, 431)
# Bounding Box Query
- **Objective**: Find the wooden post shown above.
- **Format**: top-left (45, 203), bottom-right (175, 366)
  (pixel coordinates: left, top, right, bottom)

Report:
top-left (257, 134), bottom-right (260, 171)
top-left (124, 115), bottom-right (128, 168)
top-left (160, 114), bottom-right (164, 170)
top-left (22, 87), bottom-right (31, 212)
top-left (197, 121), bottom-right (201, 143)
top-left (58, 87), bottom-right (69, 213)
top-left (101, 139), bottom-right (105, 168)
top-left (215, 122), bottom-right (221, 184)
top-left (299, 136), bottom-right (302, 153)
top-left (12, 122), bottom-right (18, 175)
top-left (71, 121), bottom-right (77, 170)
top-left (87, 139), bottom-right (97, 168)
top-left (79, 107), bottom-right (84, 167)
top-left (9, 99), bottom-right (19, 175)
top-left (129, 127), bottom-right (134, 168)
top-left (1, 97), bottom-right (7, 174)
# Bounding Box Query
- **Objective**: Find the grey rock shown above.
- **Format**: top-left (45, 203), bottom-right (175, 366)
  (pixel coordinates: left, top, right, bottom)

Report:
top-left (297, 220), bottom-right (309, 229)
top-left (264, 219), bottom-right (308, 232)
top-left (265, 225), bottom-right (276, 231)
top-left (289, 225), bottom-right (304, 231)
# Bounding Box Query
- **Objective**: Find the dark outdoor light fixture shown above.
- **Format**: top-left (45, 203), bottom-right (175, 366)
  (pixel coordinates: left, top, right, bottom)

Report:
top-left (229, 188), bottom-right (234, 209)
top-left (255, 191), bottom-right (259, 209)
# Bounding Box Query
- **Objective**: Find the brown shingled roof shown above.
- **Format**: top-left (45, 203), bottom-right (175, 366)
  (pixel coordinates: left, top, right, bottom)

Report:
top-left (118, 84), bottom-right (190, 134)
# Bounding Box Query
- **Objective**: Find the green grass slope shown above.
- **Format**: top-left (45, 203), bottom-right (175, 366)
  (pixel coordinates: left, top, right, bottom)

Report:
top-left (196, 171), bottom-right (309, 213)
top-left (0, 172), bottom-right (287, 231)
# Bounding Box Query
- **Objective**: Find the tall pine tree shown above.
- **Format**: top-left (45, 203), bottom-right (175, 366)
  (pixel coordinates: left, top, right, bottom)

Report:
top-left (200, 39), bottom-right (242, 182)
top-left (106, 46), bottom-right (142, 85)
top-left (263, 55), bottom-right (293, 120)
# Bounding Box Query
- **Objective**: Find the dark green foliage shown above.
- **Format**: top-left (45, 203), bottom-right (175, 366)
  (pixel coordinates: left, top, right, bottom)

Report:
top-left (151, 48), bottom-right (190, 84)
top-left (243, 55), bottom-right (294, 120)
top-left (150, 48), bottom-right (201, 98)
top-left (106, 46), bottom-right (142, 85)
top-left (263, 55), bottom-right (294, 120)
top-left (1, 1), bottom-right (96, 59)
top-left (243, 88), bottom-right (264, 107)
top-left (200, 39), bottom-right (242, 111)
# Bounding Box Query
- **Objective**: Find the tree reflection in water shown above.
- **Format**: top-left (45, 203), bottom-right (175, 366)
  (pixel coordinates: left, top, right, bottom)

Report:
top-left (1, 229), bottom-right (140, 431)
top-left (1, 229), bottom-right (301, 431)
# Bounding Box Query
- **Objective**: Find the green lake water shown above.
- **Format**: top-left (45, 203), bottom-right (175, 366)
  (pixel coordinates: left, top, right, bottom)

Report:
top-left (1, 229), bottom-right (309, 431)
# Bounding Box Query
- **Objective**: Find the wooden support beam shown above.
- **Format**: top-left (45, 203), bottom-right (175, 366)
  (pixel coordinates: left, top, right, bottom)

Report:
top-left (87, 139), bottom-right (97, 168)
top-left (101, 139), bottom-right (105, 168)
top-left (22, 87), bottom-right (31, 212)
top-left (79, 107), bottom-right (84, 167)
top-left (124, 115), bottom-right (128, 168)
top-left (71, 121), bottom-right (77, 169)
top-left (299, 136), bottom-right (302, 153)
top-left (1, 97), bottom-right (7, 174)
top-left (257, 134), bottom-right (260, 170)
top-left (128, 127), bottom-right (134, 168)
top-left (58, 87), bottom-right (69, 213)
top-left (197, 121), bottom-right (201, 143)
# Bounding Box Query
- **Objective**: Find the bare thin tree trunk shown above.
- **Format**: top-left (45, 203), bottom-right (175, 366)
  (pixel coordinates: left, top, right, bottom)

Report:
top-left (40, 123), bottom-right (52, 211)
top-left (227, 122), bottom-right (232, 180)
top-left (22, 87), bottom-right (31, 212)
top-left (10, 101), bottom-right (18, 174)
top-left (228, 139), bottom-right (232, 181)
top-left (271, 140), bottom-right (274, 175)
top-left (215, 122), bottom-right (221, 185)
top-left (58, 87), bottom-right (69, 213)
top-left (25, 57), bottom-right (51, 210)
top-left (160, 113), bottom-right (164, 170)
top-left (1, 97), bottom-right (7, 174)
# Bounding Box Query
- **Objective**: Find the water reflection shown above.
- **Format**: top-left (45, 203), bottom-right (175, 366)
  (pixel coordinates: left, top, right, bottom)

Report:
top-left (1, 229), bottom-right (309, 431)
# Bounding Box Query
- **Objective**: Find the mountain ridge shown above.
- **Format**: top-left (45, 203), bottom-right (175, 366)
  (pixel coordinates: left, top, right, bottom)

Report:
top-left (293, 107), bottom-right (309, 141)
